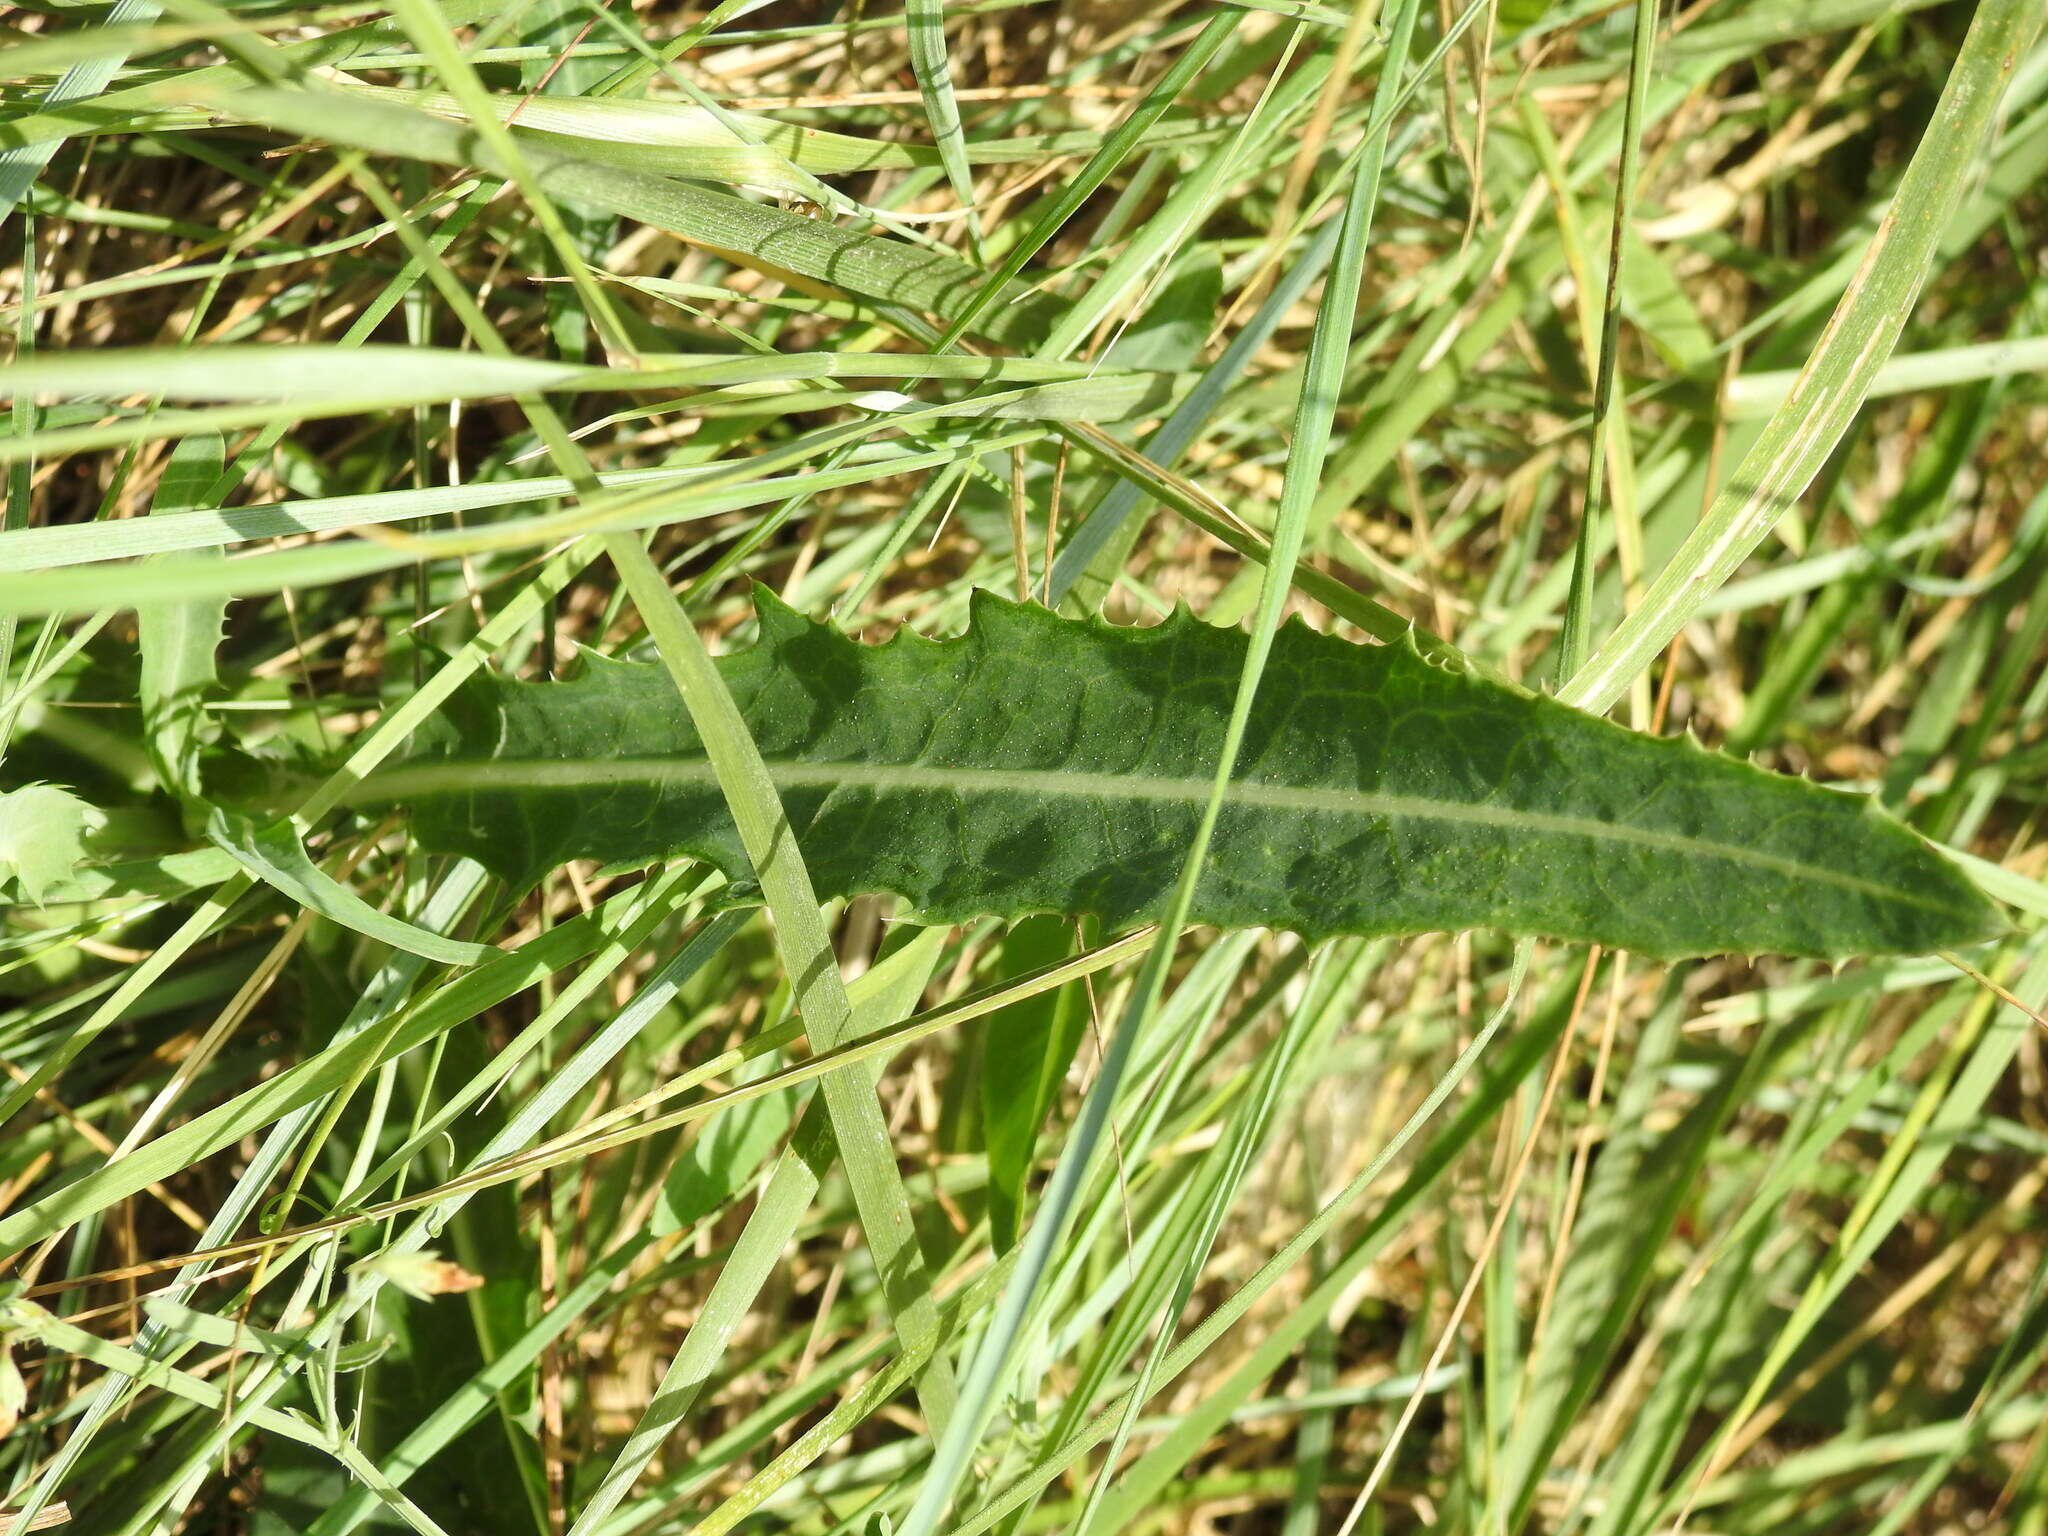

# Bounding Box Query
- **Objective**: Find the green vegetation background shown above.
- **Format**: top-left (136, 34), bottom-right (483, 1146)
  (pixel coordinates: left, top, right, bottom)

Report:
top-left (2, 2), bottom-right (2047, 1534)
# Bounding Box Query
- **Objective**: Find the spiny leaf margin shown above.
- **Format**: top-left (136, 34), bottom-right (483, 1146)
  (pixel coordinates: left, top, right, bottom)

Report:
top-left (366, 590), bottom-right (2002, 962)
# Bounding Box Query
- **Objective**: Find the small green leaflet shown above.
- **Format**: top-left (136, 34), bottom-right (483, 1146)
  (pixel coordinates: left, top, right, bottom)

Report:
top-left (0, 783), bottom-right (99, 906)
top-left (365, 591), bottom-right (2002, 961)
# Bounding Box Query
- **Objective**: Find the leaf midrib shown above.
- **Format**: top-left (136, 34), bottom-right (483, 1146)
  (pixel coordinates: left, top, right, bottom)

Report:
top-left (365, 757), bottom-right (1943, 916)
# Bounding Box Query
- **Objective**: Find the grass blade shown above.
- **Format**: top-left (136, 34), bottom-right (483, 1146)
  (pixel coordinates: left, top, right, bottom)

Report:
top-left (1561, 0), bottom-right (2045, 713)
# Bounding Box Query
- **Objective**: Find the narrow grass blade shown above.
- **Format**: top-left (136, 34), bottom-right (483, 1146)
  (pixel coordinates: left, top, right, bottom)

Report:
top-left (931, 10), bottom-right (1241, 350)
top-left (600, 533), bottom-right (961, 1434)
top-left (1561, 0), bottom-right (2045, 713)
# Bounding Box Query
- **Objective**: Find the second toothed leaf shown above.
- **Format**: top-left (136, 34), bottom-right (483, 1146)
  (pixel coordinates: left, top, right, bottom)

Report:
top-left (365, 590), bottom-right (2000, 961)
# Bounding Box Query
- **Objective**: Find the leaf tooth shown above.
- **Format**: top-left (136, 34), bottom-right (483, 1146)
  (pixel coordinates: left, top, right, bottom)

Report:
top-left (748, 580), bottom-right (816, 646)
top-left (966, 585), bottom-right (1054, 651)
top-left (965, 582), bottom-right (1034, 630)
top-left (876, 604), bottom-right (941, 657)
top-left (1400, 625), bottom-right (1471, 677)
top-left (575, 645), bottom-right (638, 682)
top-left (900, 618), bottom-right (950, 654)
top-left (1155, 597), bottom-right (1202, 638)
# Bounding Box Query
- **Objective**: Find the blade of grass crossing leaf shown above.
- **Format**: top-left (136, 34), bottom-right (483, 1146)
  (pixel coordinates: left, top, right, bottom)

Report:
top-left (15, 3), bottom-right (2041, 1526)
top-left (243, 129), bottom-right (704, 976)
top-left (600, 532), bottom-right (960, 1436)
top-left (1560, 0), bottom-right (2044, 714)
top-left (296, 538), bottom-right (600, 825)
top-left (898, 9), bottom-right (1421, 1531)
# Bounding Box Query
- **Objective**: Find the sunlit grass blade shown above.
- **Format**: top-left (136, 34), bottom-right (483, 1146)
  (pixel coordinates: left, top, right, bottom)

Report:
top-left (601, 534), bottom-right (962, 1433)
top-left (1561, 0), bottom-right (2045, 713)
top-left (7, 2), bottom-right (2044, 1529)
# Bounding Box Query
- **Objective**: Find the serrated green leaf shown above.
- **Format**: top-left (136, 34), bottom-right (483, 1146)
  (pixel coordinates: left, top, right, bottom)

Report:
top-left (0, 782), bottom-right (99, 905)
top-left (362, 592), bottom-right (2001, 961)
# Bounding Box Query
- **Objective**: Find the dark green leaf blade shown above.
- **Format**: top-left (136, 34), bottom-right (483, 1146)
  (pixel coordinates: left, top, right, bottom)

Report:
top-left (367, 592), bottom-right (2002, 961)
